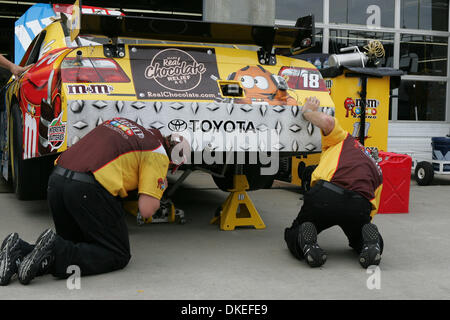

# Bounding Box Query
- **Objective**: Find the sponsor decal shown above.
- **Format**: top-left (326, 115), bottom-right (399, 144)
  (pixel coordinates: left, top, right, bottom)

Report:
top-left (353, 140), bottom-right (382, 175)
top-left (278, 67), bottom-right (327, 92)
top-left (325, 79), bottom-right (333, 95)
top-left (228, 65), bottom-right (297, 105)
top-left (168, 119), bottom-right (188, 132)
top-left (157, 178), bottom-right (166, 191)
top-left (344, 97), bottom-right (379, 119)
top-left (24, 113), bottom-right (38, 159)
top-left (344, 97), bottom-right (356, 117)
top-left (352, 121), bottom-right (371, 140)
top-left (145, 48), bottom-right (206, 91)
top-left (106, 118), bottom-right (145, 138)
top-left (48, 112), bottom-right (66, 151)
top-left (66, 84), bottom-right (113, 95)
top-left (129, 46), bottom-right (220, 100)
top-left (189, 120), bottom-right (256, 133)
top-left (26, 103), bottom-right (36, 116)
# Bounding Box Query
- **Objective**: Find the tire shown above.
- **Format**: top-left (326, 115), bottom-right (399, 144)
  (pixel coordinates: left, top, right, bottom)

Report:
top-left (212, 164), bottom-right (276, 191)
top-left (415, 161), bottom-right (434, 186)
top-left (10, 104), bottom-right (53, 200)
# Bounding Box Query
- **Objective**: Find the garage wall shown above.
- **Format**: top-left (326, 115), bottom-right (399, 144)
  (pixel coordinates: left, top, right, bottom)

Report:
top-left (387, 122), bottom-right (450, 158)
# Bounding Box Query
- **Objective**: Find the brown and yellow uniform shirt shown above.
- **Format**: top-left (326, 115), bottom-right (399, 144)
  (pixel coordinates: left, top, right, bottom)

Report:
top-left (311, 118), bottom-right (383, 217)
top-left (57, 118), bottom-right (169, 200)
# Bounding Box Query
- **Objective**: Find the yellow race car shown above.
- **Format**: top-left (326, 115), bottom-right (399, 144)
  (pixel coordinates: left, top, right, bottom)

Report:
top-left (0, 1), bottom-right (334, 200)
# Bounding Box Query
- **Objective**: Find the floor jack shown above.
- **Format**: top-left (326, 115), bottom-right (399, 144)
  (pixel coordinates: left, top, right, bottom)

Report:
top-left (126, 165), bottom-right (266, 230)
top-left (136, 199), bottom-right (185, 225)
top-left (210, 165), bottom-right (266, 231)
top-left (125, 169), bottom-right (193, 226)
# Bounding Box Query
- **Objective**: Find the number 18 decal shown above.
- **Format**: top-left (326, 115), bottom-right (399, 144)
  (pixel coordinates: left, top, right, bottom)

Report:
top-left (301, 71), bottom-right (320, 89)
top-left (278, 67), bottom-right (327, 91)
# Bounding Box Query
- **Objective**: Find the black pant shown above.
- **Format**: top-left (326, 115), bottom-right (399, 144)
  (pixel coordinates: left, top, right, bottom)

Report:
top-left (47, 171), bottom-right (131, 278)
top-left (284, 180), bottom-right (383, 260)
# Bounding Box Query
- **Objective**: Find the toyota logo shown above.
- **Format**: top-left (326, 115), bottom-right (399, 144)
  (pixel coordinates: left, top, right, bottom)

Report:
top-left (168, 119), bottom-right (187, 132)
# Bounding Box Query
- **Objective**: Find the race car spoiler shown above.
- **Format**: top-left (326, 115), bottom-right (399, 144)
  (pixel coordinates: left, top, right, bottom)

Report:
top-left (70, 1), bottom-right (314, 60)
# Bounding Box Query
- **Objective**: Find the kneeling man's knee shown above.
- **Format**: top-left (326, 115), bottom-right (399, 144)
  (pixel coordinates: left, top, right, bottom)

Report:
top-left (116, 253), bottom-right (131, 270)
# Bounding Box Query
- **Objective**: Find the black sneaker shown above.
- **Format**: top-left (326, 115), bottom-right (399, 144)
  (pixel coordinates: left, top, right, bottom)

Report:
top-left (359, 223), bottom-right (382, 268)
top-left (298, 222), bottom-right (327, 268)
top-left (1, 233), bottom-right (16, 250)
top-left (18, 229), bottom-right (56, 285)
top-left (0, 233), bottom-right (24, 286)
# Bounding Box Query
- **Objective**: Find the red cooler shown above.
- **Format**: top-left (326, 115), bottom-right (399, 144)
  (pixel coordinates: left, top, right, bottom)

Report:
top-left (377, 151), bottom-right (412, 214)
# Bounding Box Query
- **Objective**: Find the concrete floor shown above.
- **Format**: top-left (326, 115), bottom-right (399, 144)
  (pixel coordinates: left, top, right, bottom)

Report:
top-left (0, 171), bottom-right (449, 300)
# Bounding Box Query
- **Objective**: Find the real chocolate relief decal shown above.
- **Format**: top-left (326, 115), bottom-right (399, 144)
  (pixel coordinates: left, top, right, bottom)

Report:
top-left (145, 48), bottom-right (206, 91)
top-left (130, 46), bottom-right (220, 100)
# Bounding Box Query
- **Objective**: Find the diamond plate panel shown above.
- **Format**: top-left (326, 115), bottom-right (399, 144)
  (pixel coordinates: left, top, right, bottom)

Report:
top-left (73, 121), bottom-right (88, 130)
top-left (131, 101), bottom-right (146, 110)
top-left (206, 103), bottom-right (220, 112)
top-left (170, 102), bottom-right (184, 110)
top-left (240, 104), bottom-right (253, 113)
top-left (275, 121), bottom-right (282, 135)
top-left (93, 100), bottom-right (108, 109)
top-left (307, 122), bottom-right (314, 136)
top-left (191, 102), bottom-right (199, 114)
top-left (273, 143), bottom-right (285, 150)
top-left (154, 101), bottom-right (163, 113)
top-left (66, 100), bottom-right (326, 152)
top-left (70, 100), bottom-right (84, 113)
top-left (150, 121), bottom-right (164, 130)
top-left (115, 101), bottom-right (124, 113)
top-left (226, 103), bottom-right (234, 115)
top-left (259, 105), bottom-right (267, 116)
top-left (289, 124), bottom-right (302, 133)
top-left (257, 124), bottom-right (269, 132)
top-left (272, 105), bottom-right (285, 113)
top-left (291, 105), bottom-right (298, 117)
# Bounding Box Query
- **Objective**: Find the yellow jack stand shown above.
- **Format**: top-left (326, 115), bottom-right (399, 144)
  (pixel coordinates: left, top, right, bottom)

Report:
top-left (210, 174), bottom-right (266, 231)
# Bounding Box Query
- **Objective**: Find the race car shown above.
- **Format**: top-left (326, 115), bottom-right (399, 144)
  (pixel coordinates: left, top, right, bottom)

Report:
top-left (0, 0), bottom-right (335, 200)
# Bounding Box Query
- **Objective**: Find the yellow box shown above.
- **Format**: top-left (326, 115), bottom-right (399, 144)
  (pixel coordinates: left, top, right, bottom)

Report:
top-left (327, 70), bottom-right (390, 151)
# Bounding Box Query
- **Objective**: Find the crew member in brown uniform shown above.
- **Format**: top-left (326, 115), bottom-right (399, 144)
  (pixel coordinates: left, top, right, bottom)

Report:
top-left (284, 97), bottom-right (384, 268)
top-left (0, 118), bottom-right (189, 285)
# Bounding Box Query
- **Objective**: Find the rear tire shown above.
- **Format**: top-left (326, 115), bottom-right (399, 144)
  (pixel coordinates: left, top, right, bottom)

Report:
top-left (10, 104), bottom-right (53, 200)
top-left (212, 164), bottom-right (276, 191)
top-left (414, 161), bottom-right (434, 186)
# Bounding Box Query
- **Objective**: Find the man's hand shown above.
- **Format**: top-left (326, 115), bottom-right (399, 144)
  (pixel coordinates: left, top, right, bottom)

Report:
top-left (10, 64), bottom-right (33, 78)
top-left (138, 193), bottom-right (161, 219)
top-left (303, 96), bottom-right (321, 113)
top-left (301, 96), bottom-right (335, 136)
top-left (0, 55), bottom-right (31, 78)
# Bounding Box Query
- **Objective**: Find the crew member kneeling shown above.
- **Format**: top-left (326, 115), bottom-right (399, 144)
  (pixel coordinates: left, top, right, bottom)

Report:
top-left (285, 97), bottom-right (384, 268)
top-left (0, 117), bottom-right (189, 285)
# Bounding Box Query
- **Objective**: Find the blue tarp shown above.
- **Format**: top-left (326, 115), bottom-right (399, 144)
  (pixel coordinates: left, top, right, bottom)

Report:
top-left (14, 4), bottom-right (56, 64)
